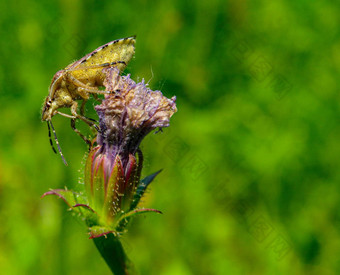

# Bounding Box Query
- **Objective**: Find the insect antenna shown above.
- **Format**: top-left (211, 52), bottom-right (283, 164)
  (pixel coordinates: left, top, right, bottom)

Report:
top-left (49, 120), bottom-right (68, 166)
top-left (47, 121), bottom-right (57, 154)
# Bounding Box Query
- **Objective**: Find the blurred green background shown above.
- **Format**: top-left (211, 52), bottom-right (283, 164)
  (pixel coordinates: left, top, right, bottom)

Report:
top-left (0, 0), bottom-right (339, 274)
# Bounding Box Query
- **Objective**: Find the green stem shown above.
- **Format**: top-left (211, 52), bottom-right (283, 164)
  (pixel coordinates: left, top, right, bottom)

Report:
top-left (93, 234), bottom-right (133, 275)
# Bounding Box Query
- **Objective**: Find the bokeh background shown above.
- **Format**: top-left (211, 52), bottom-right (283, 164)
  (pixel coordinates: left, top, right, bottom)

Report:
top-left (0, 0), bottom-right (339, 274)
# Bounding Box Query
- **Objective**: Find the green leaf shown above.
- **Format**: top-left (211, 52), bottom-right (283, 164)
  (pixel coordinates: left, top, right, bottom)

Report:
top-left (129, 170), bottom-right (162, 210)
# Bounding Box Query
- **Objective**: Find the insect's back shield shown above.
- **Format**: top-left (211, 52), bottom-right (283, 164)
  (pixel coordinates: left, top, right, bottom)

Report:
top-left (63, 36), bottom-right (136, 95)
top-left (67, 36), bottom-right (136, 72)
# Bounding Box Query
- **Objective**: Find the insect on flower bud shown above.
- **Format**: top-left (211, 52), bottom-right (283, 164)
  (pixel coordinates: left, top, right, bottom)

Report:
top-left (42, 39), bottom-right (178, 275)
top-left (43, 66), bottom-right (177, 238)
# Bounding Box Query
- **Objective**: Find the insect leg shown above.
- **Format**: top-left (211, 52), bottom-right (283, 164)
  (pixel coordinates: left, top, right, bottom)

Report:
top-left (80, 100), bottom-right (86, 116)
top-left (66, 74), bottom-right (109, 94)
top-left (78, 115), bottom-right (99, 131)
top-left (57, 109), bottom-right (97, 128)
top-left (56, 108), bottom-right (97, 145)
top-left (49, 120), bottom-right (68, 166)
top-left (79, 100), bottom-right (99, 131)
top-left (71, 118), bottom-right (91, 146)
top-left (70, 101), bottom-right (99, 130)
top-left (56, 111), bottom-right (76, 119)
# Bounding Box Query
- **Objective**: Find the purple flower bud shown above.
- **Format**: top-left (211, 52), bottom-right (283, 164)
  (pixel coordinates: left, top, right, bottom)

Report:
top-left (84, 67), bottom-right (177, 233)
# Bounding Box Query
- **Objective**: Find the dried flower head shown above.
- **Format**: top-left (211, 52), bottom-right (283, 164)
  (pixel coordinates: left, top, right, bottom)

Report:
top-left (96, 67), bottom-right (177, 161)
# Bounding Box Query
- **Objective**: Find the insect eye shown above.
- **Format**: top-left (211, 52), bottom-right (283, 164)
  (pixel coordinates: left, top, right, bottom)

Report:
top-left (46, 100), bottom-right (52, 107)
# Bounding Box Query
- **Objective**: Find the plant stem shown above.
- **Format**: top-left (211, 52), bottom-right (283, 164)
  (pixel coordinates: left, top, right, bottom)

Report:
top-left (93, 235), bottom-right (133, 275)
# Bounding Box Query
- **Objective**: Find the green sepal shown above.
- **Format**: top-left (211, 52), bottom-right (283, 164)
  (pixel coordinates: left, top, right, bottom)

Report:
top-left (129, 170), bottom-right (162, 211)
top-left (42, 189), bottom-right (86, 209)
top-left (103, 155), bottom-right (124, 226)
top-left (42, 189), bottom-right (98, 224)
top-left (89, 225), bottom-right (117, 239)
top-left (92, 159), bottom-right (106, 214)
top-left (72, 204), bottom-right (99, 227)
top-left (116, 208), bottom-right (162, 232)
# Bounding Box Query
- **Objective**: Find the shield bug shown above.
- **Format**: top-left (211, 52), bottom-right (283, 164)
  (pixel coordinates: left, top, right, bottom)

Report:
top-left (42, 36), bottom-right (136, 165)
